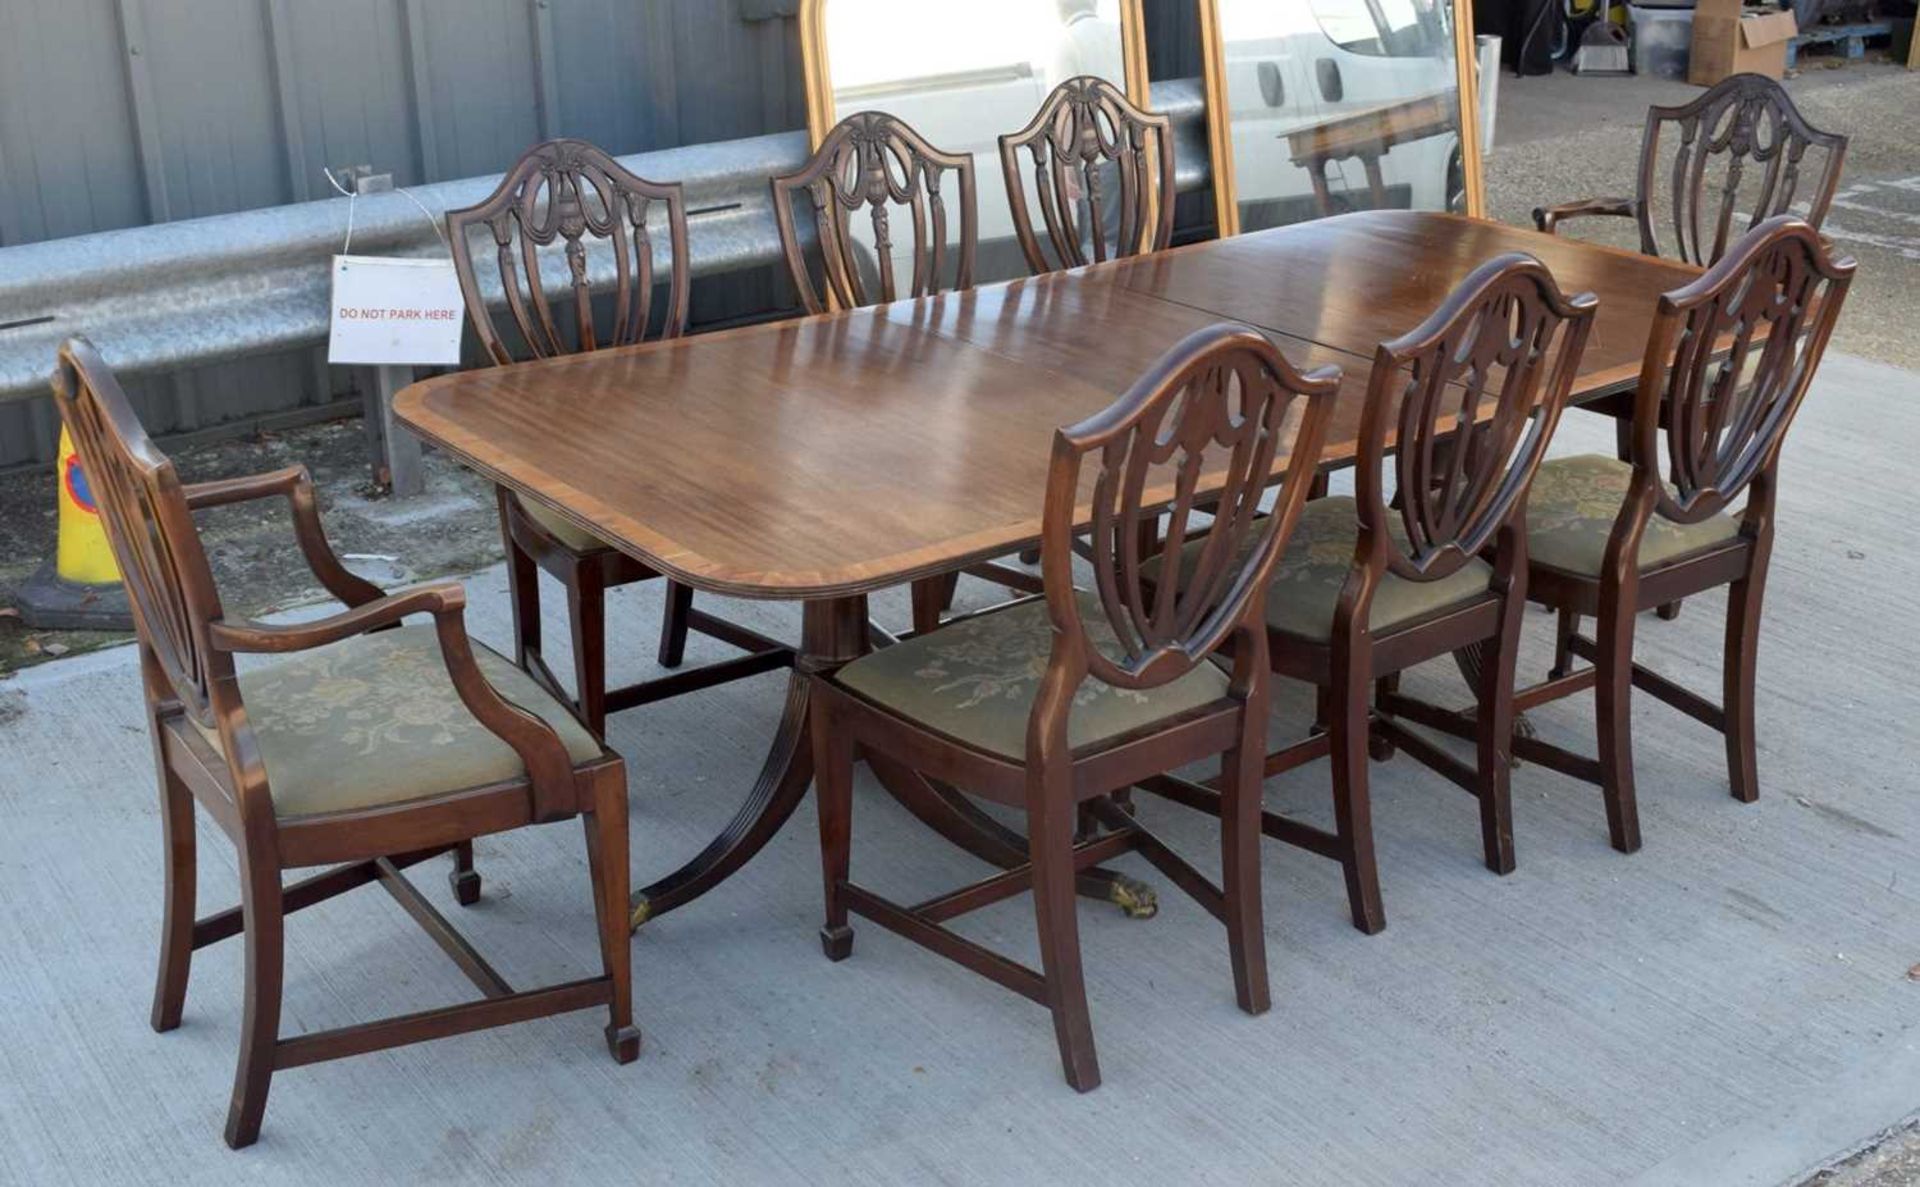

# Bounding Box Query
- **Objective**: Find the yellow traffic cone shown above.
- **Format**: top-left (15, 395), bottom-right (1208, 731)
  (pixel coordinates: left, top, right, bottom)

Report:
top-left (16, 427), bottom-right (134, 631)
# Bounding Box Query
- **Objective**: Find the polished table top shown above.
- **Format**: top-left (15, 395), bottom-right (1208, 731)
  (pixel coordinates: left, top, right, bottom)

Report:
top-left (396, 211), bottom-right (1704, 602)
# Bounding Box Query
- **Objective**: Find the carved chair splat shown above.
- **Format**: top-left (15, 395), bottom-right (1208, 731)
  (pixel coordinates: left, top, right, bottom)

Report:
top-left (999, 75), bottom-right (1176, 276)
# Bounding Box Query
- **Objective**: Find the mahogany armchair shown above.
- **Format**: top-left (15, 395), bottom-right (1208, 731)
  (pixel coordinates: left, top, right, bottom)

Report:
top-left (1140, 255), bottom-right (1598, 934)
top-left (1532, 73), bottom-right (1847, 267)
top-left (447, 138), bottom-right (791, 737)
top-left (809, 324), bottom-right (1338, 1091)
top-left (53, 338), bottom-right (638, 1148)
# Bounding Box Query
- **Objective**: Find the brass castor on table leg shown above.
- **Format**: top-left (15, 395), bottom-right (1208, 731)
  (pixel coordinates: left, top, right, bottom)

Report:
top-left (1107, 874), bottom-right (1159, 920)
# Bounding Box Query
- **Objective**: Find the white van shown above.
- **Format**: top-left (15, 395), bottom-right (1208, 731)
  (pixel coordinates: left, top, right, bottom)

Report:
top-left (1218, 0), bottom-right (1465, 230)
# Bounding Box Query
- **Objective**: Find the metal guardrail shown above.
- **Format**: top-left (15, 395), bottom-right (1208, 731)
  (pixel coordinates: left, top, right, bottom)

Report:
top-left (0, 78), bottom-right (1210, 407)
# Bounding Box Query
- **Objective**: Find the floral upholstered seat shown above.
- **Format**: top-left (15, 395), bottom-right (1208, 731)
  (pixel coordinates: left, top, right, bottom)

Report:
top-left (193, 624), bottom-right (603, 819)
top-left (1179, 497), bottom-right (1494, 644)
top-left (834, 591), bottom-right (1229, 759)
top-left (1526, 454), bottom-right (1741, 577)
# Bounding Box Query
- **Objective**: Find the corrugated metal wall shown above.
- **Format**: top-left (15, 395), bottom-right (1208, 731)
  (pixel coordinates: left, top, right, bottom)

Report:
top-left (0, 0), bottom-right (808, 466)
top-left (0, 0), bottom-right (1197, 468)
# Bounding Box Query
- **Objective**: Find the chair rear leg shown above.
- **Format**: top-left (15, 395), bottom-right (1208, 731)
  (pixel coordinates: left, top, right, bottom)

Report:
top-left (151, 764), bottom-right (196, 1032)
top-left (1329, 667), bottom-right (1386, 934)
top-left (811, 693), bottom-right (855, 960)
top-left (1595, 602), bottom-right (1643, 853)
top-left (567, 567), bottom-right (609, 737)
top-left (1549, 605), bottom-right (1579, 680)
top-left (658, 580), bottom-right (694, 668)
top-left (1724, 573), bottom-right (1766, 804)
top-left (223, 854), bottom-right (285, 1150)
top-left (582, 775), bottom-right (640, 1063)
top-left (1029, 784), bottom-right (1099, 1091)
top-left (1220, 733), bottom-right (1271, 1015)
top-left (448, 840), bottom-right (481, 906)
top-left (909, 575), bottom-right (954, 637)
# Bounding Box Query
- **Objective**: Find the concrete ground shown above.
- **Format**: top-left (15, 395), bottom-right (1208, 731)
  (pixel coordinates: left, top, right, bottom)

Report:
top-left (2, 356), bottom-right (1918, 1185)
top-left (2, 59), bottom-right (1918, 1186)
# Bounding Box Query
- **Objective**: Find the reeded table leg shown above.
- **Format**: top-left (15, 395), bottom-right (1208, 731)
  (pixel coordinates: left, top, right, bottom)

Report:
top-left (629, 596), bottom-right (868, 928)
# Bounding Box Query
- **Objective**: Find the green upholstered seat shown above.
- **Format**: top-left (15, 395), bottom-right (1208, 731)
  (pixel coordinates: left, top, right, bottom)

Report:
top-left (1179, 497), bottom-right (1494, 644)
top-left (1526, 454), bottom-right (1742, 578)
top-left (197, 624), bottom-right (603, 820)
top-left (519, 495), bottom-right (609, 552)
top-left (834, 591), bottom-right (1230, 760)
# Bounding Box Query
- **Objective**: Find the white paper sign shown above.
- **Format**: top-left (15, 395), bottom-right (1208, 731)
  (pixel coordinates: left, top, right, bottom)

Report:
top-left (327, 255), bottom-right (466, 366)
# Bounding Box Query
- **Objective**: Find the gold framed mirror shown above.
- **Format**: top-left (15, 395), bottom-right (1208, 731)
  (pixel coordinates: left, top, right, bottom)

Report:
top-left (1196, 0), bottom-right (1486, 237)
top-left (797, 0), bottom-right (1154, 284)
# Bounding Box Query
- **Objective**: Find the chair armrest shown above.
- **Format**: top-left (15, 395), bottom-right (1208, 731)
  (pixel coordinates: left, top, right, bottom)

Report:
top-left (1533, 197), bottom-right (1636, 236)
top-left (206, 582), bottom-right (462, 654)
top-left (209, 582), bottom-right (584, 822)
top-left (184, 466), bottom-right (386, 609)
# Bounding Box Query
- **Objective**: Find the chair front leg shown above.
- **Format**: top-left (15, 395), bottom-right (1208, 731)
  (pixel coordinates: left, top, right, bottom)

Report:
top-left (811, 689), bottom-right (855, 960)
top-left (1219, 725), bottom-right (1271, 1016)
top-left (1595, 593), bottom-right (1643, 853)
top-left (1328, 658), bottom-right (1386, 935)
top-left (503, 522), bottom-right (542, 671)
top-left (1724, 566), bottom-right (1769, 804)
top-left (1028, 773), bottom-right (1100, 1092)
top-left (1476, 602), bottom-right (1523, 876)
top-left (567, 566), bottom-right (609, 737)
top-left (582, 772), bottom-right (640, 1062)
top-left (151, 761), bottom-right (196, 1032)
top-left (223, 848), bottom-right (286, 1150)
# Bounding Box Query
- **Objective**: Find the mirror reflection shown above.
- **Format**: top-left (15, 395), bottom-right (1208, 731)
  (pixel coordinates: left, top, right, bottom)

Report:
top-left (816, 0), bottom-right (1136, 282)
top-left (1214, 0), bottom-right (1464, 233)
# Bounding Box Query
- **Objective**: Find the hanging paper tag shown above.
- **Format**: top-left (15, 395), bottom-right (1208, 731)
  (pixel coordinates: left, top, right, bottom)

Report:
top-left (327, 255), bottom-right (466, 366)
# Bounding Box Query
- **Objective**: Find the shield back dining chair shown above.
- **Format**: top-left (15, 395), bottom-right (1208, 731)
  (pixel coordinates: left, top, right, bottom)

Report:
top-left (53, 338), bottom-right (638, 1149)
top-left (446, 138), bottom-right (792, 738)
top-left (998, 75), bottom-right (1176, 274)
top-left (808, 324), bottom-right (1338, 1091)
top-left (1139, 254), bottom-right (1598, 935)
top-left (1495, 216), bottom-right (1853, 853)
top-left (771, 110), bottom-right (978, 315)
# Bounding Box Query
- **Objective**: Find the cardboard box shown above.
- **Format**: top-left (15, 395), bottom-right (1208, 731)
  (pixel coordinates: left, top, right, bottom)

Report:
top-left (1689, 0), bottom-right (1798, 84)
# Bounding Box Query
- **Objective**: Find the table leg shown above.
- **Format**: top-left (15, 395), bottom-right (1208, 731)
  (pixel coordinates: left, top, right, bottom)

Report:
top-left (629, 592), bottom-right (1159, 929)
top-left (629, 595), bottom-right (868, 928)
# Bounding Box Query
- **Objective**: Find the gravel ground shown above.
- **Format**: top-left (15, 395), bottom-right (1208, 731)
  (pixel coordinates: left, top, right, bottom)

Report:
top-left (0, 419), bottom-right (502, 674)
top-left (1484, 57), bottom-right (1920, 371)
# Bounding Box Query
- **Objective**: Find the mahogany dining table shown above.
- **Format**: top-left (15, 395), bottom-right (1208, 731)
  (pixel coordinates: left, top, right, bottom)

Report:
top-left (394, 210), bottom-right (1705, 928)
